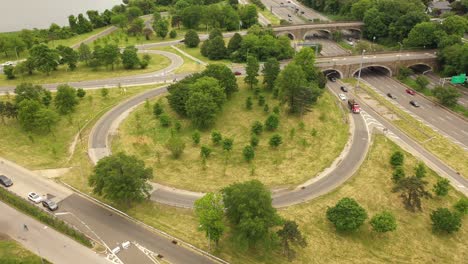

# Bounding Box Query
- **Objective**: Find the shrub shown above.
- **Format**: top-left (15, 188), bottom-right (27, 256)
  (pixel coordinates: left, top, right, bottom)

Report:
top-left (246, 96), bottom-right (253, 110)
top-left (192, 130), bottom-right (201, 145)
top-left (453, 197), bottom-right (468, 215)
top-left (370, 211), bottom-right (397, 233)
top-left (251, 121), bottom-right (263, 135)
top-left (243, 145), bottom-right (255, 162)
top-left (165, 135), bottom-right (185, 159)
top-left (100, 88), bottom-right (109, 98)
top-left (250, 135), bottom-right (259, 148)
top-left (263, 104), bottom-right (269, 113)
top-left (392, 166), bottom-right (405, 183)
top-left (390, 151), bottom-right (404, 168)
top-left (430, 208), bottom-right (462, 234)
top-left (3, 65), bottom-right (15, 79)
top-left (211, 130), bottom-right (222, 145)
top-left (174, 120), bottom-right (182, 132)
top-left (200, 145), bottom-right (212, 159)
top-left (258, 95), bottom-right (265, 106)
top-left (265, 114), bottom-right (279, 131)
top-left (159, 113), bottom-right (171, 127)
top-left (76, 88), bottom-right (86, 98)
top-left (169, 29), bottom-right (177, 38)
top-left (273, 105), bottom-right (280, 115)
top-left (326, 197), bottom-right (367, 232)
top-left (433, 178), bottom-right (450, 197)
top-left (223, 138), bottom-right (234, 152)
top-left (153, 101), bottom-right (164, 117)
top-left (269, 133), bottom-right (283, 148)
top-left (184, 30), bottom-right (200, 48)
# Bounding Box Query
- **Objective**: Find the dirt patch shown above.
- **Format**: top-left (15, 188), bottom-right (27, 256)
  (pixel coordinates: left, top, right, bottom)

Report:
top-left (358, 92), bottom-right (400, 121)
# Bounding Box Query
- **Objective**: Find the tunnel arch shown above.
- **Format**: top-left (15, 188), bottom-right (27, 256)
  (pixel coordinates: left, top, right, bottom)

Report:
top-left (407, 63), bottom-right (433, 74)
top-left (323, 69), bottom-right (343, 79)
top-left (352, 65), bottom-right (392, 77)
top-left (276, 32), bottom-right (295, 40)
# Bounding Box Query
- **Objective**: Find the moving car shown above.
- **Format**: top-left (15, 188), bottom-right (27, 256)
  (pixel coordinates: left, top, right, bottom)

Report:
top-left (338, 93), bottom-right (347, 101)
top-left (406, 89), bottom-right (416, 95)
top-left (340, 86), bottom-right (348, 92)
top-left (234, 71), bottom-right (242, 76)
top-left (410, 100), bottom-right (420, 107)
top-left (329, 77), bottom-right (337, 82)
top-left (42, 199), bottom-right (58, 211)
top-left (28, 192), bottom-right (43, 203)
top-left (0, 175), bottom-right (13, 187)
top-left (387, 93), bottom-right (397, 99)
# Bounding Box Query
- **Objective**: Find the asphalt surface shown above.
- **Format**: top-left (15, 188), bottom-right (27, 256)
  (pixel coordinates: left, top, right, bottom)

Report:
top-left (418, 72), bottom-right (468, 107)
top-left (361, 70), bottom-right (468, 148)
top-left (302, 38), bottom-right (350, 57)
top-left (0, 202), bottom-right (109, 264)
top-left (261, 0), bottom-right (329, 24)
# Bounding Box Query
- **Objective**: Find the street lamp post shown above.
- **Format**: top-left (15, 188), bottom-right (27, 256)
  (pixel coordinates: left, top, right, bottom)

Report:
top-left (355, 49), bottom-right (366, 90)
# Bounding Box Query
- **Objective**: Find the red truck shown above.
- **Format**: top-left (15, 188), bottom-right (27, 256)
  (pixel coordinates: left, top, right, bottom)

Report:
top-left (348, 99), bottom-right (361, 114)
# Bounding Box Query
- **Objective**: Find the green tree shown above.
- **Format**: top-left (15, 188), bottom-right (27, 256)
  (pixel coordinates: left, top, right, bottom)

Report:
top-left (292, 48), bottom-right (317, 82)
top-left (101, 44), bottom-right (121, 70)
top-left (393, 176), bottom-right (432, 211)
top-left (370, 211), bottom-right (397, 233)
top-left (269, 133), bottom-right (283, 148)
top-left (415, 76), bottom-right (429, 91)
top-left (165, 134), bottom-right (186, 159)
top-left (276, 63), bottom-right (308, 113)
top-left (453, 197), bottom-right (468, 215)
top-left (17, 99), bottom-right (41, 131)
top-left (127, 6), bottom-right (143, 21)
top-left (122, 46), bottom-right (140, 69)
top-left (100, 88), bottom-right (109, 98)
top-left (89, 153), bottom-right (153, 205)
top-left (250, 134), bottom-right (259, 148)
top-left (154, 19), bottom-right (169, 39)
top-left (56, 45), bottom-right (79, 70)
top-left (222, 180), bottom-right (281, 249)
top-left (35, 108), bottom-right (59, 132)
top-left (251, 121), bottom-right (263, 135)
top-left (203, 64), bottom-right (238, 97)
top-left (244, 55), bottom-right (259, 89)
top-left (239, 4), bottom-right (258, 29)
top-left (159, 113), bottom-right (171, 127)
top-left (242, 145), bottom-right (255, 162)
top-left (194, 193), bottom-right (225, 248)
top-left (169, 29), bottom-right (177, 38)
top-left (262, 58), bottom-right (280, 91)
top-left (55, 84), bottom-right (78, 115)
top-left (29, 44), bottom-right (60, 76)
top-left (390, 151), bottom-right (404, 168)
top-left (414, 162), bottom-right (426, 178)
top-left (227, 33), bottom-right (242, 54)
top-left (245, 96), bottom-right (253, 109)
top-left (430, 208), bottom-right (462, 233)
top-left (441, 15), bottom-right (468, 37)
top-left (265, 114), bottom-right (279, 131)
top-left (277, 220), bottom-right (307, 261)
top-left (222, 138), bottom-right (234, 152)
top-left (192, 130), bottom-right (201, 145)
top-left (78, 43), bottom-right (92, 65)
top-left (204, 36), bottom-right (227, 60)
top-left (76, 14), bottom-right (93, 34)
top-left (3, 65), bottom-right (15, 79)
top-left (326, 197), bottom-right (368, 232)
top-left (111, 14), bottom-right (128, 29)
top-left (433, 86), bottom-right (461, 107)
top-left (76, 88), bottom-right (86, 98)
top-left (211, 130), bottom-right (222, 145)
top-left (184, 30), bottom-right (200, 48)
top-left (392, 166), bottom-right (405, 183)
top-left (153, 101), bottom-right (164, 117)
top-left (404, 22), bottom-right (441, 48)
top-left (14, 83), bottom-right (49, 105)
top-left (433, 178), bottom-right (450, 197)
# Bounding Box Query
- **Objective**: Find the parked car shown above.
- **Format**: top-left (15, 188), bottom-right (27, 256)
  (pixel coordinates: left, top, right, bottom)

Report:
top-left (42, 199), bottom-right (58, 211)
top-left (406, 89), bottom-right (416, 95)
top-left (234, 71), bottom-right (242, 76)
top-left (301, 11), bottom-right (305, 14)
top-left (338, 93), bottom-right (347, 101)
top-left (410, 100), bottom-right (420, 107)
top-left (340, 86), bottom-right (348, 92)
top-left (28, 192), bottom-right (43, 203)
top-left (329, 77), bottom-right (337, 82)
top-left (287, 14), bottom-right (291, 17)
top-left (0, 175), bottom-right (13, 187)
top-left (387, 93), bottom-right (397, 99)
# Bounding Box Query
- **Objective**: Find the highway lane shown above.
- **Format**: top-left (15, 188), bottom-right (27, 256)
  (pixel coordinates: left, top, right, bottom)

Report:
top-left (261, 0), bottom-right (329, 24)
top-left (304, 38), bottom-right (350, 56)
top-left (418, 72), bottom-right (468, 107)
top-left (361, 70), bottom-right (468, 148)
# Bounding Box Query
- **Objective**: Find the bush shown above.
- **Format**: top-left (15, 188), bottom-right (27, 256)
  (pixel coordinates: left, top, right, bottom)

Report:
top-left (165, 135), bottom-right (185, 159)
top-left (159, 113), bottom-right (171, 127)
top-left (326, 197), bottom-right (367, 232)
top-left (269, 134), bottom-right (283, 148)
top-left (258, 95), bottom-right (265, 106)
top-left (265, 114), bottom-right (279, 131)
top-left (430, 208), bottom-right (462, 233)
top-left (100, 88), bottom-right (109, 98)
top-left (184, 30), bottom-right (200, 48)
top-left (273, 106), bottom-right (280, 115)
top-left (246, 96), bottom-right (253, 110)
top-left (211, 130), bottom-right (222, 145)
top-left (251, 121), bottom-right (263, 135)
top-left (222, 138), bottom-right (234, 152)
top-left (453, 197), bottom-right (468, 215)
top-left (0, 187), bottom-right (91, 247)
top-left (192, 130), bottom-right (201, 145)
top-left (3, 65), bottom-right (15, 79)
top-left (370, 211), bottom-right (397, 233)
top-left (153, 101), bottom-right (164, 117)
top-left (250, 134), bottom-right (259, 148)
top-left (76, 88), bottom-right (86, 98)
top-left (200, 145), bottom-right (212, 159)
top-left (263, 103), bottom-right (269, 113)
top-left (174, 120), bottom-right (182, 132)
top-left (390, 151), bottom-right (404, 168)
top-left (243, 145), bottom-right (255, 162)
top-left (433, 178), bottom-right (450, 196)
top-left (392, 166), bottom-right (405, 183)
top-left (169, 29), bottom-right (177, 38)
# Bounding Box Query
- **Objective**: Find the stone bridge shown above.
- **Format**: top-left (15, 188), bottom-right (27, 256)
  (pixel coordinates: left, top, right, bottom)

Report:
top-left (315, 51), bottom-right (438, 78)
top-left (273, 22), bottom-right (364, 40)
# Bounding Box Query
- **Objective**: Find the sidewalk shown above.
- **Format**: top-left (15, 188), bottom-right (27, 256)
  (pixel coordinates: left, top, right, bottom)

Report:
top-left (0, 202), bottom-right (109, 264)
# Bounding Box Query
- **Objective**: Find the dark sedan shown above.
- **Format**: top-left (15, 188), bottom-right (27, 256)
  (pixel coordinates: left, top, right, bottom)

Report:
top-left (0, 175), bottom-right (13, 187)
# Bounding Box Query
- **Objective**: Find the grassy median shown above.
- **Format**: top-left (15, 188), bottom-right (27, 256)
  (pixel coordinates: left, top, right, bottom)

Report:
top-left (0, 236), bottom-right (52, 264)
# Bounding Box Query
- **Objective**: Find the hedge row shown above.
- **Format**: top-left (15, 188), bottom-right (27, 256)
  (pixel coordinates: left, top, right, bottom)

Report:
top-left (0, 187), bottom-right (92, 248)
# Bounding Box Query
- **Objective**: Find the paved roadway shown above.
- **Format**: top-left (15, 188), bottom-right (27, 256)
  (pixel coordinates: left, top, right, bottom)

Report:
top-left (0, 158), bottom-right (218, 264)
top-left (261, 0), bottom-right (329, 24)
top-left (304, 38), bottom-right (350, 57)
top-left (417, 72), bottom-right (468, 107)
top-left (361, 70), bottom-right (468, 148)
top-left (0, 202), bottom-right (110, 264)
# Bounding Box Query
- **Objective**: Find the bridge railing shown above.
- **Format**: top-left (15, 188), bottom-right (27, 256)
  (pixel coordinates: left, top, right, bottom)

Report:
top-left (271, 21), bottom-right (364, 28)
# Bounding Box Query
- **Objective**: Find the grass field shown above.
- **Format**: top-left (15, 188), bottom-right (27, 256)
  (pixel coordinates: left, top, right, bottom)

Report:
top-left (0, 84), bottom-right (163, 169)
top-left (174, 42), bottom-right (233, 66)
top-left (153, 46), bottom-right (205, 73)
top-left (112, 81), bottom-right (349, 192)
top-left (0, 53), bottom-right (170, 86)
top-left (344, 78), bottom-right (468, 178)
top-left (0, 236), bottom-right (50, 264)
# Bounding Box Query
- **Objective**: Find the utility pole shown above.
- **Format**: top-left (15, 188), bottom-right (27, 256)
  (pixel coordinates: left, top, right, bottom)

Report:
top-left (355, 49), bottom-right (366, 90)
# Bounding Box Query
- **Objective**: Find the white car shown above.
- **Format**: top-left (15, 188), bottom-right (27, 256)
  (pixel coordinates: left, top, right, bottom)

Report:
top-left (28, 192), bottom-right (43, 203)
top-left (339, 93), bottom-right (347, 101)
top-left (1, 61), bottom-right (13, 67)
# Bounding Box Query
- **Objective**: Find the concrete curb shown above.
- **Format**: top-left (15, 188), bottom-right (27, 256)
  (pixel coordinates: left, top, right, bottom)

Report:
top-left (60, 181), bottom-right (229, 264)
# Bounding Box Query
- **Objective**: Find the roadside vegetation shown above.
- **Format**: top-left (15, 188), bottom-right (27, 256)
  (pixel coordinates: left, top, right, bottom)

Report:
top-left (0, 188), bottom-right (92, 248)
top-left (0, 236), bottom-right (51, 264)
top-left (0, 84), bottom-right (163, 169)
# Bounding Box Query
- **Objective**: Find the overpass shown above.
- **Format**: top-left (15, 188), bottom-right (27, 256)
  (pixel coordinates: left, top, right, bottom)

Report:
top-left (273, 21), bottom-right (364, 40)
top-left (316, 51), bottom-right (438, 78)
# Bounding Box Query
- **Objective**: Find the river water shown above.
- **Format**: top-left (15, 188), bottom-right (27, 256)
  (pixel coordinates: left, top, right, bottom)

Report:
top-left (0, 0), bottom-right (122, 32)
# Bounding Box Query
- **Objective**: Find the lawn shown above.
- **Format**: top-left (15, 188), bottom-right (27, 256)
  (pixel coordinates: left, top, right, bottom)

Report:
top-left (344, 78), bottom-right (468, 178)
top-left (153, 46), bottom-right (205, 74)
top-left (112, 81), bottom-right (349, 192)
top-left (174, 42), bottom-right (233, 66)
top-left (93, 28), bottom-right (182, 48)
top-left (0, 84), bottom-right (163, 169)
top-left (259, 9), bottom-right (281, 26)
top-left (0, 53), bottom-right (170, 86)
top-left (0, 235), bottom-right (50, 264)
